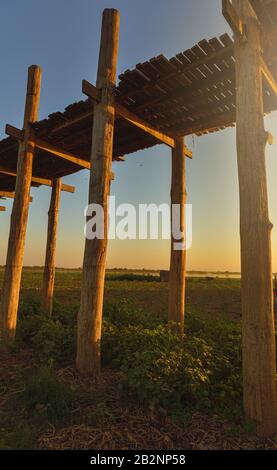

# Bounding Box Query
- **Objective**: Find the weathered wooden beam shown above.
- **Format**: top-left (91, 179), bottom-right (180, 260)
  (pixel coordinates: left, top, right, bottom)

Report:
top-left (82, 80), bottom-right (193, 159)
top-left (0, 65), bottom-right (41, 342)
top-left (233, 0), bottom-right (277, 437)
top-left (5, 125), bottom-right (24, 141)
top-left (0, 166), bottom-right (75, 193)
top-left (82, 81), bottom-right (102, 102)
top-left (0, 191), bottom-right (15, 198)
top-left (0, 190), bottom-right (32, 202)
top-left (261, 57), bottom-right (277, 97)
top-left (0, 206), bottom-right (6, 212)
top-left (41, 178), bottom-right (62, 316)
top-left (5, 124), bottom-right (91, 170)
top-left (77, 9), bottom-right (120, 376)
top-left (35, 138), bottom-right (90, 169)
top-left (6, 123), bottom-right (123, 168)
top-left (116, 101), bottom-right (193, 159)
top-left (168, 136), bottom-right (186, 335)
top-left (222, 0), bottom-right (247, 40)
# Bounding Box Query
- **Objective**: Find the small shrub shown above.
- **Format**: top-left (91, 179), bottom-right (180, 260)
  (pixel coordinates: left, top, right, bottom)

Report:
top-left (19, 298), bottom-right (41, 318)
top-left (52, 301), bottom-right (78, 328)
top-left (17, 301), bottom-right (76, 365)
top-left (31, 318), bottom-right (76, 365)
top-left (104, 298), bottom-right (161, 329)
top-left (20, 367), bottom-right (73, 423)
top-left (102, 324), bottom-right (213, 413)
top-left (102, 310), bottom-right (243, 421)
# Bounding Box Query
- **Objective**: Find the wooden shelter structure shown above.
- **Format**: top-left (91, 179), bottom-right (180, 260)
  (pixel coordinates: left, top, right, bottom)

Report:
top-left (0, 0), bottom-right (277, 435)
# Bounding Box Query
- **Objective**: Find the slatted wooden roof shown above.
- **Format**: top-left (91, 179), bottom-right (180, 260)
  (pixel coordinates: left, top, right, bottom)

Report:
top-left (0, 0), bottom-right (276, 193)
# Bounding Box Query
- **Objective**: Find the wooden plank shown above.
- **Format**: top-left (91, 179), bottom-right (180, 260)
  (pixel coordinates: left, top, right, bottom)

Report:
top-left (119, 43), bottom-right (234, 100)
top-left (0, 65), bottom-right (41, 342)
top-left (148, 80), bottom-right (236, 130)
top-left (0, 166), bottom-right (75, 193)
top-left (41, 178), bottom-right (62, 316)
top-left (5, 124), bottom-right (91, 169)
top-left (77, 9), bottom-right (120, 377)
top-left (133, 67), bottom-right (234, 115)
top-left (82, 80), bottom-right (193, 158)
top-left (234, 0), bottom-right (277, 437)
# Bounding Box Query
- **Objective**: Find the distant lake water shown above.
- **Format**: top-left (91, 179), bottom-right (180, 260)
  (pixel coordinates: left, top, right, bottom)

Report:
top-left (187, 273), bottom-right (241, 279)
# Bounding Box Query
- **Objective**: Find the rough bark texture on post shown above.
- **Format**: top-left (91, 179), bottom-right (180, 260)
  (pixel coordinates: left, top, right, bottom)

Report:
top-left (168, 136), bottom-right (186, 335)
top-left (234, 0), bottom-right (277, 437)
top-left (0, 65), bottom-right (41, 342)
top-left (76, 9), bottom-right (120, 376)
top-left (41, 178), bottom-right (62, 316)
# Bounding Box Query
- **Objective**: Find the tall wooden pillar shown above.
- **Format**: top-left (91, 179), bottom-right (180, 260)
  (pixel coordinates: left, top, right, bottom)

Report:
top-left (41, 178), bottom-right (62, 316)
top-left (234, 0), bottom-right (277, 436)
top-left (168, 136), bottom-right (187, 334)
top-left (0, 65), bottom-right (41, 342)
top-left (76, 9), bottom-right (120, 376)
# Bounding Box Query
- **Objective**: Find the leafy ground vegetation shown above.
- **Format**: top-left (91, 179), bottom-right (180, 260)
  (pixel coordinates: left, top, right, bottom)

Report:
top-left (0, 268), bottom-right (276, 450)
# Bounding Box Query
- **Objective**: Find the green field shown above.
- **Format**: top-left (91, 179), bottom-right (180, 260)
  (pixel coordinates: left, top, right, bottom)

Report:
top-left (0, 268), bottom-right (276, 450)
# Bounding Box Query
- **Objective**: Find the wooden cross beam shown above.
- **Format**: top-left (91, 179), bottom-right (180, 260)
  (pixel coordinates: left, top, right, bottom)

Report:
top-left (6, 124), bottom-right (125, 168)
top-left (5, 124), bottom-right (91, 170)
top-left (223, 0), bottom-right (276, 65)
top-left (35, 137), bottom-right (91, 169)
top-left (222, 0), bottom-right (247, 40)
top-left (0, 166), bottom-right (75, 193)
top-left (222, 2), bottom-right (277, 102)
top-left (0, 190), bottom-right (33, 202)
top-left (82, 80), bottom-right (193, 159)
top-left (0, 206), bottom-right (6, 212)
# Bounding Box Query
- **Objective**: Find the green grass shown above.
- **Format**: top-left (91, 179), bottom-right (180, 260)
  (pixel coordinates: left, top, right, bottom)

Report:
top-left (19, 366), bottom-right (73, 424)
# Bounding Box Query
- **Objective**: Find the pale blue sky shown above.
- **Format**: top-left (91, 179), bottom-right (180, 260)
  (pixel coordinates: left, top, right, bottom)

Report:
top-left (0, 0), bottom-right (276, 271)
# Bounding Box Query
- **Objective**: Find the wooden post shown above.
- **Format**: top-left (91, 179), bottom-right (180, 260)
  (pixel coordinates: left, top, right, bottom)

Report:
top-left (234, 0), bottom-right (277, 436)
top-left (41, 178), bottom-right (62, 316)
top-left (76, 9), bottom-right (120, 375)
top-left (0, 65), bottom-right (41, 342)
top-left (168, 136), bottom-right (186, 334)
